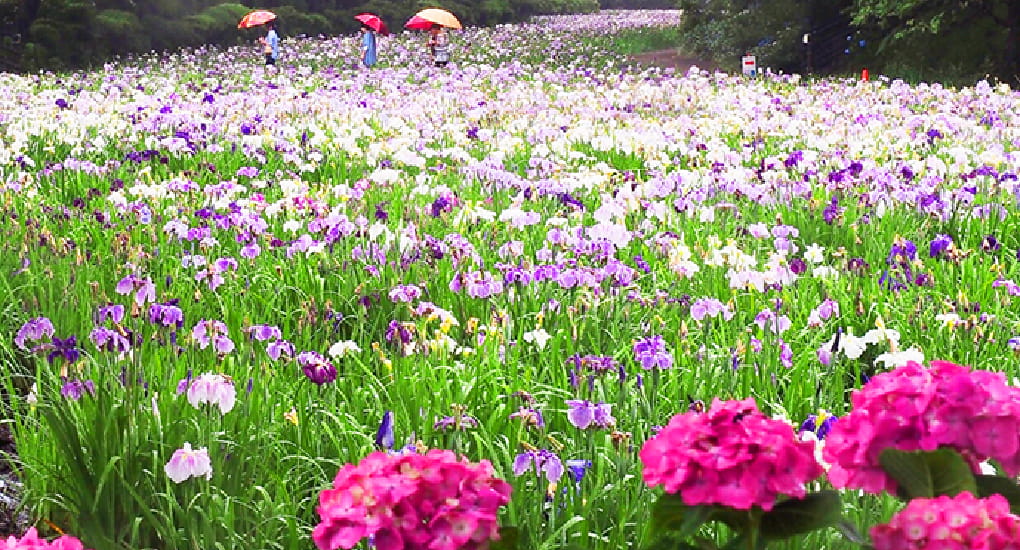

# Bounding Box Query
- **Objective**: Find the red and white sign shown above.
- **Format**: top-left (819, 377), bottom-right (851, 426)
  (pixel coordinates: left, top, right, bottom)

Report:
top-left (742, 54), bottom-right (757, 76)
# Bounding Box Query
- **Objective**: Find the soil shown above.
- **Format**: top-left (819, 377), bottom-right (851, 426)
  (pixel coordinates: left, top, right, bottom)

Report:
top-left (627, 49), bottom-right (721, 74)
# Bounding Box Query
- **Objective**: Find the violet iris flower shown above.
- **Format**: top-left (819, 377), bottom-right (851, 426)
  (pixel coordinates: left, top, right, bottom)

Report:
top-left (513, 449), bottom-right (564, 483)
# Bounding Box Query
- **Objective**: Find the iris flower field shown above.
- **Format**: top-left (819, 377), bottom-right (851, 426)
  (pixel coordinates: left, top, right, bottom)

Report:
top-left (3, 9), bottom-right (1020, 550)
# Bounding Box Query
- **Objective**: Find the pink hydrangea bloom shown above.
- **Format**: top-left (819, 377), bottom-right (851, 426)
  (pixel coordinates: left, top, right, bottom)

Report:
top-left (312, 449), bottom-right (511, 550)
top-left (823, 360), bottom-right (1020, 494)
top-left (2, 527), bottom-right (89, 550)
top-left (871, 492), bottom-right (1020, 549)
top-left (638, 398), bottom-right (822, 511)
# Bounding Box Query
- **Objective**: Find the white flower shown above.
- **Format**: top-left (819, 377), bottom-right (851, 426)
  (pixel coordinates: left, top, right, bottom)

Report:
top-left (863, 326), bottom-right (900, 349)
top-left (523, 328), bottom-right (552, 350)
top-left (839, 330), bottom-right (868, 360)
top-left (804, 244), bottom-right (825, 264)
top-left (698, 206), bottom-right (715, 223)
top-left (874, 347), bottom-right (924, 368)
top-left (328, 340), bottom-right (362, 358)
top-left (164, 443), bottom-right (213, 484)
top-left (812, 266), bottom-right (840, 279)
top-left (934, 313), bottom-right (961, 328)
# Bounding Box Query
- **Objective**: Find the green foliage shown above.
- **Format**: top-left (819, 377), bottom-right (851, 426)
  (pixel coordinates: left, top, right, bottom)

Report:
top-left (847, 0), bottom-right (1017, 81)
top-left (12, 0), bottom-right (602, 71)
top-left (759, 492), bottom-right (843, 541)
top-left (976, 475), bottom-right (1020, 515)
top-left (674, 0), bottom-right (810, 73)
top-left (646, 491), bottom-right (843, 549)
top-left (878, 448), bottom-right (978, 500)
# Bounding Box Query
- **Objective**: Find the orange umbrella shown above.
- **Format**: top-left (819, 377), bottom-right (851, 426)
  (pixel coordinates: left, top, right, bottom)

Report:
top-left (355, 12), bottom-right (390, 36)
top-left (238, 10), bottom-right (276, 29)
top-left (404, 8), bottom-right (462, 30)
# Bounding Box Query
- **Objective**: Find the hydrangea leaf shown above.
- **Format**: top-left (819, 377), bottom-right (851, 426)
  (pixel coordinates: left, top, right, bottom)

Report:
top-left (649, 493), bottom-right (712, 537)
top-left (759, 490), bottom-right (842, 540)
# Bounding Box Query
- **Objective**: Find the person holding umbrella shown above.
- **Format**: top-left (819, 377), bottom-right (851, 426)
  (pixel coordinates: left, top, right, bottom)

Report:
top-left (354, 13), bottom-right (388, 68)
top-left (259, 20), bottom-right (280, 66)
top-left (427, 24), bottom-right (449, 67)
top-left (238, 10), bottom-right (279, 66)
top-left (404, 8), bottom-right (461, 67)
top-left (360, 24), bottom-right (377, 67)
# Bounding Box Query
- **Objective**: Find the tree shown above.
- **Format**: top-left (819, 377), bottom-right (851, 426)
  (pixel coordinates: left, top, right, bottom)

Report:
top-left (848, 0), bottom-right (1018, 81)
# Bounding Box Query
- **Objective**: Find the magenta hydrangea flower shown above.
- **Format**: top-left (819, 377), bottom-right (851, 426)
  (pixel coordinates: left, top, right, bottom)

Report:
top-left (312, 449), bottom-right (511, 550)
top-left (2, 527), bottom-right (90, 550)
top-left (823, 360), bottom-right (1020, 494)
top-left (870, 492), bottom-right (1020, 549)
top-left (639, 398), bottom-right (822, 511)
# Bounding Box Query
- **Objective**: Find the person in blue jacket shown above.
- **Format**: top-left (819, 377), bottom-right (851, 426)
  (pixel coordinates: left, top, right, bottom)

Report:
top-left (360, 24), bottom-right (378, 68)
top-left (259, 20), bottom-right (280, 66)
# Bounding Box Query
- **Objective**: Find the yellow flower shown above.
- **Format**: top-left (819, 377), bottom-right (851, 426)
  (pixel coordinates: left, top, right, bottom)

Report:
top-left (284, 407), bottom-right (299, 426)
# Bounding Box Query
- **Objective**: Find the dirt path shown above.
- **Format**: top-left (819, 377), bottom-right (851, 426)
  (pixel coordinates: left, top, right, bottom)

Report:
top-left (627, 49), bottom-right (721, 73)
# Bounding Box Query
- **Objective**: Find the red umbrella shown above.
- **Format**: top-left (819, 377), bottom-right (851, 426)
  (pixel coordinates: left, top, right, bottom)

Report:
top-left (355, 12), bottom-right (390, 36)
top-left (238, 10), bottom-right (276, 29)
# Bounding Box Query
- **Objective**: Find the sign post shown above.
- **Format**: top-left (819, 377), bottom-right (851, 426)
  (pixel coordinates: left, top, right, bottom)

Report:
top-left (741, 53), bottom-right (757, 77)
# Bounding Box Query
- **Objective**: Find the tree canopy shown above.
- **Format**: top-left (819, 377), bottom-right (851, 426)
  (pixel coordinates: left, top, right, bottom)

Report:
top-left (0, 0), bottom-right (601, 71)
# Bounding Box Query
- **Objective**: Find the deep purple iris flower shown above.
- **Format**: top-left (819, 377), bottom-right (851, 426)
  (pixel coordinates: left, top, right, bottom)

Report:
top-left (375, 410), bottom-right (395, 450)
top-left (47, 336), bottom-right (80, 364)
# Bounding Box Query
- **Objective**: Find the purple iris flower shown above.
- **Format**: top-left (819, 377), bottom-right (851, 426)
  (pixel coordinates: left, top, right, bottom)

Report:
top-left (61, 378), bottom-right (95, 400)
top-left (982, 234), bottom-right (1001, 252)
top-left (297, 351), bottom-right (337, 385)
top-left (96, 304), bottom-right (125, 324)
top-left (149, 301), bottom-right (184, 328)
top-left (886, 239), bottom-right (917, 264)
top-left (799, 414), bottom-right (838, 439)
top-left (508, 407), bottom-right (545, 428)
top-left (246, 324), bottom-right (282, 341)
top-left (433, 414), bottom-right (479, 431)
top-left (375, 411), bottom-right (395, 450)
top-left (14, 317), bottom-right (55, 350)
top-left (929, 234), bottom-right (953, 258)
top-left (512, 449), bottom-right (564, 483)
top-left (115, 275), bottom-right (157, 306)
top-left (47, 336), bottom-right (80, 364)
top-left (566, 459), bottom-right (592, 485)
top-left (565, 400), bottom-right (615, 429)
top-left (267, 339), bottom-right (294, 361)
top-left (90, 327), bottom-right (132, 354)
top-left (633, 335), bottom-right (672, 369)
